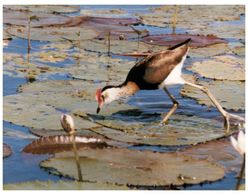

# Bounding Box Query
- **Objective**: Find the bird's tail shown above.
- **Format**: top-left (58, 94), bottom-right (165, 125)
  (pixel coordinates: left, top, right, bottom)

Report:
top-left (168, 38), bottom-right (191, 50)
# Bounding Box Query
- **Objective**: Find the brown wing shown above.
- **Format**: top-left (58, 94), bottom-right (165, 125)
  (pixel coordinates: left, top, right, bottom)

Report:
top-left (143, 43), bottom-right (189, 84)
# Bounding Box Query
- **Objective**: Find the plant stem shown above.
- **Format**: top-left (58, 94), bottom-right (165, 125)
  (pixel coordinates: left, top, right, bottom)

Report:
top-left (236, 154), bottom-right (245, 190)
top-left (172, 5), bottom-right (178, 34)
top-left (108, 31), bottom-right (111, 57)
top-left (71, 134), bottom-right (83, 182)
top-left (27, 15), bottom-right (31, 56)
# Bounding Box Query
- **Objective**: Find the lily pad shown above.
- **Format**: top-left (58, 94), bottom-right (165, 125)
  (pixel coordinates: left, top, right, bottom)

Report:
top-left (181, 80), bottom-right (245, 111)
top-left (3, 53), bottom-right (61, 79)
top-left (3, 80), bottom-right (134, 130)
top-left (3, 180), bottom-right (129, 190)
top-left (6, 26), bottom-right (98, 42)
top-left (142, 34), bottom-right (227, 48)
top-left (3, 143), bottom-right (12, 158)
top-left (40, 147), bottom-right (225, 186)
top-left (180, 138), bottom-right (243, 173)
top-left (187, 55), bottom-right (245, 81)
top-left (81, 8), bottom-right (129, 17)
top-left (81, 114), bottom-right (234, 146)
top-left (80, 39), bottom-right (152, 55)
top-left (3, 9), bottom-right (70, 27)
top-left (4, 5), bottom-right (80, 14)
top-left (23, 135), bottom-right (108, 154)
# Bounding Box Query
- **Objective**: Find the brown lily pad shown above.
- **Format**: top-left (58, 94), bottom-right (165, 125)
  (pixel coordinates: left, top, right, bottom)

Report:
top-left (40, 147), bottom-right (225, 186)
top-left (142, 34), bottom-right (227, 48)
top-left (22, 135), bottom-right (108, 154)
top-left (3, 143), bottom-right (12, 158)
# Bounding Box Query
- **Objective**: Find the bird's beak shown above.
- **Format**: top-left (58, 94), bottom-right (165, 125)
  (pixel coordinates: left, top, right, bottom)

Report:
top-left (96, 106), bottom-right (101, 114)
top-left (95, 88), bottom-right (103, 114)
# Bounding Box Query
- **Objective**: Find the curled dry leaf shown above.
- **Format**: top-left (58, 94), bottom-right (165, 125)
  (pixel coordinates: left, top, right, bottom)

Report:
top-left (22, 135), bottom-right (109, 154)
top-left (40, 147), bottom-right (225, 186)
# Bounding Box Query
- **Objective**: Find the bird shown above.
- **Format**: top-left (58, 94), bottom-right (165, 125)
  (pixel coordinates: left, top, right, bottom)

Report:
top-left (95, 38), bottom-right (233, 131)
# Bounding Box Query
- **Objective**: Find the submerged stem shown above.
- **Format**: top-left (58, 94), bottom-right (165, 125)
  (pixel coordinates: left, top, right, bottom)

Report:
top-left (236, 154), bottom-right (245, 190)
top-left (71, 134), bottom-right (83, 182)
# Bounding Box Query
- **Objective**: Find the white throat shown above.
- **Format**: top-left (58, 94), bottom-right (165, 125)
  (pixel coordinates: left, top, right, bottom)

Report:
top-left (104, 87), bottom-right (123, 104)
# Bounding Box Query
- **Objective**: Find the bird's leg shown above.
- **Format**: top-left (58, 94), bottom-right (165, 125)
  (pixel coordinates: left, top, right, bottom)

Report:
top-left (184, 81), bottom-right (230, 133)
top-left (161, 87), bottom-right (179, 124)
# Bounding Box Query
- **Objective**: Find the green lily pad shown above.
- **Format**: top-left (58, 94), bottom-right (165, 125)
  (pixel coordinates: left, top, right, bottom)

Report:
top-left (40, 147), bottom-right (225, 186)
top-left (81, 114), bottom-right (233, 146)
top-left (3, 143), bottom-right (12, 158)
top-left (6, 26), bottom-right (98, 42)
top-left (81, 8), bottom-right (128, 17)
top-left (80, 39), bottom-right (152, 54)
top-left (181, 138), bottom-right (243, 173)
top-left (3, 80), bottom-right (134, 130)
top-left (189, 43), bottom-right (230, 58)
top-left (181, 80), bottom-right (245, 111)
top-left (3, 52), bottom-right (61, 79)
top-left (3, 9), bottom-right (69, 27)
top-left (3, 180), bottom-right (129, 190)
top-left (4, 5), bottom-right (80, 14)
top-left (187, 55), bottom-right (245, 81)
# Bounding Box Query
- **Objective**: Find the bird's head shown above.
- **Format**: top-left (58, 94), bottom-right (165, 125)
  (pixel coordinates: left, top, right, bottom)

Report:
top-left (95, 85), bottom-right (121, 114)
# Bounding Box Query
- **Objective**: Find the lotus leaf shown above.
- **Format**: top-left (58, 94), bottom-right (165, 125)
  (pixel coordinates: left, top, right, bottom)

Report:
top-left (40, 147), bottom-right (225, 186)
top-left (3, 9), bottom-right (70, 27)
top-left (187, 55), bottom-right (245, 81)
top-left (180, 138), bottom-right (243, 173)
top-left (3, 180), bottom-right (129, 190)
top-left (6, 26), bottom-right (98, 42)
top-left (181, 80), bottom-right (245, 111)
top-left (4, 5), bottom-right (80, 14)
top-left (81, 8), bottom-right (128, 17)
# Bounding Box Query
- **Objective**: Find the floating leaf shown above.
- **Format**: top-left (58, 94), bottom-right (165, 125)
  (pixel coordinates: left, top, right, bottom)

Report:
top-left (80, 8), bottom-right (128, 17)
top-left (142, 34), bottom-right (226, 48)
top-left (3, 9), bottom-right (69, 27)
top-left (6, 26), bottom-right (98, 42)
top-left (187, 55), bottom-right (245, 81)
top-left (181, 79), bottom-right (245, 111)
top-left (23, 135), bottom-right (108, 154)
top-left (3, 180), bottom-right (129, 190)
top-left (3, 143), bottom-right (12, 158)
top-left (41, 147), bottom-right (225, 186)
top-left (4, 5), bottom-right (80, 14)
top-left (180, 138), bottom-right (242, 173)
